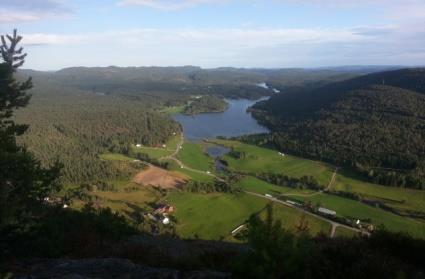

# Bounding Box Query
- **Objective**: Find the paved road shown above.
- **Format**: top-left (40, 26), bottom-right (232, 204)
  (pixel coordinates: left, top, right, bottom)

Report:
top-left (244, 191), bottom-right (364, 238)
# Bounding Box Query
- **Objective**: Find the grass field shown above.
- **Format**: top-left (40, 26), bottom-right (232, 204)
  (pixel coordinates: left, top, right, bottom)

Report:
top-left (167, 191), bottom-right (331, 240)
top-left (287, 191), bottom-right (425, 239)
top-left (162, 158), bottom-right (214, 182)
top-left (236, 176), bottom-right (317, 196)
top-left (177, 142), bottom-right (215, 172)
top-left (334, 226), bottom-right (359, 238)
top-left (160, 105), bottom-right (186, 114)
top-left (71, 177), bottom-right (162, 221)
top-left (100, 153), bottom-right (134, 161)
top-left (334, 170), bottom-right (425, 214)
top-left (236, 176), bottom-right (425, 238)
top-left (211, 139), bottom-right (333, 186)
top-left (131, 134), bottom-right (181, 160)
top-left (93, 137), bottom-right (425, 241)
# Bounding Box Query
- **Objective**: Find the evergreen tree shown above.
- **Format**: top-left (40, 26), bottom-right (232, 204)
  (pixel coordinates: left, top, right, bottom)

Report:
top-left (0, 30), bottom-right (61, 230)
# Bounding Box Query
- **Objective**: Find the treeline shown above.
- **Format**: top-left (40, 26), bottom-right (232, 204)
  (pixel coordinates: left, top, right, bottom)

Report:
top-left (252, 69), bottom-right (425, 189)
top-left (183, 95), bottom-right (228, 115)
top-left (257, 173), bottom-right (323, 191)
top-left (183, 178), bottom-right (241, 194)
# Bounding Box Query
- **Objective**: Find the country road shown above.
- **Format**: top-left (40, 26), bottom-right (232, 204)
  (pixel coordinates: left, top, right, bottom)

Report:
top-left (160, 133), bottom-right (225, 181)
top-left (279, 167), bottom-right (339, 198)
top-left (153, 134), bottom-right (362, 237)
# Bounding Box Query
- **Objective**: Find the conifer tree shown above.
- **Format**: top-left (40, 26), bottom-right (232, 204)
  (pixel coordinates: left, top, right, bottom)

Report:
top-left (0, 29), bottom-right (61, 230)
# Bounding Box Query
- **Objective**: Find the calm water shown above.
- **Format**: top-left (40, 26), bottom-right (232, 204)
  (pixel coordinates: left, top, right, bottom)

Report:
top-left (206, 145), bottom-right (231, 158)
top-left (206, 145), bottom-right (232, 172)
top-left (172, 98), bottom-right (269, 141)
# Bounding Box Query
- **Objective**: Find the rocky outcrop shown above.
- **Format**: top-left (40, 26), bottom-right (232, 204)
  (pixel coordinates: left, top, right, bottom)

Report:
top-left (10, 258), bottom-right (230, 279)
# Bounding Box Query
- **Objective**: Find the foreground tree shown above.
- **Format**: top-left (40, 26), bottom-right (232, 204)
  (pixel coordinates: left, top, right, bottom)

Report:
top-left (0, 29), bottom-right (61, 230)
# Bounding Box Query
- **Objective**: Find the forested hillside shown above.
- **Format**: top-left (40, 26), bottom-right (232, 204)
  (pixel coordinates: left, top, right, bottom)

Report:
top-left (14, 78), bottom-right (180, 183)
top-left (251, 69), bottom-right (425, 189)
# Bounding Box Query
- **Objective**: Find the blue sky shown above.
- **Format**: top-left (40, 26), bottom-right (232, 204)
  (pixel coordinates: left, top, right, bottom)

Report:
top-left (0, 0), bottom-right (424, 70)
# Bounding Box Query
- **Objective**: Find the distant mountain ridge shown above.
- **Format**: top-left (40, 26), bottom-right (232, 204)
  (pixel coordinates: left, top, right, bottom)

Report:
top-left (19, 65), bottom-right (404, 101)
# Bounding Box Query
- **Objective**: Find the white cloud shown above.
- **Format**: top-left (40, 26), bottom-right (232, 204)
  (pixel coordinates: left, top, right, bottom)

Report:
top-left (117, 0), bottom-right (226, 10)
top-left (0, 0), bottom-right (72, 23)
top-left (23, 27), bottom-right (367, 46)
top-left (22, 24), bottom-right (425, 69)
top-left (0, 11), bottom-right (41, 23)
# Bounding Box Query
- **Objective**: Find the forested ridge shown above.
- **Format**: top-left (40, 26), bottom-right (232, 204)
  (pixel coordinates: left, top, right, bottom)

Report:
top-left (251, 69), bottom-right (425, 189)
top-left (20, 65), bottom-right (393, 100)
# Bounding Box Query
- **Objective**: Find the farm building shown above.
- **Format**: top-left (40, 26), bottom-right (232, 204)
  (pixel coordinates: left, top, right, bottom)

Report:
top-left (318, 207), bottom-right (336, 216)
top-left (154, 204), bottom-right (174, 214)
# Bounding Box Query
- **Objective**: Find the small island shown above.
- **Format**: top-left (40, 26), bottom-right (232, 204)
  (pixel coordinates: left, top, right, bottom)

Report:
top-left (183, 95), bottom-right (228, 115)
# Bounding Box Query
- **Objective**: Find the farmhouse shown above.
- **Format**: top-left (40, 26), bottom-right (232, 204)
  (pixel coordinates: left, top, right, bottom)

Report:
top-left (318, 207), bottom-right (337, 216)
top-left (162, 217), bottom-right (170, 225)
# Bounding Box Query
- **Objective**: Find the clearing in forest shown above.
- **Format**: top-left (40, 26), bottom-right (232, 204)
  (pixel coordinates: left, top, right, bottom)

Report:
top-left (133, 165), bottom-right (188, 189)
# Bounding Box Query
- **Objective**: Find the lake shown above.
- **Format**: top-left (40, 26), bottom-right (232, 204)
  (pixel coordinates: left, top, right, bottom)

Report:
top-left (172, 98), bottom-right (269, 141)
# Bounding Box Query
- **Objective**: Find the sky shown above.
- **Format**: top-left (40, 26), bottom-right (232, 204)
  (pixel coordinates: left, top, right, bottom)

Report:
top-left (0, 0), bottom-right (424, 70)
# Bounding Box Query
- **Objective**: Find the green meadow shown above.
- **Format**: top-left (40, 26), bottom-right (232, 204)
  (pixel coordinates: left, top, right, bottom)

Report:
top-left (100, 153), bottom-right (134, 162)
top-left (95, 138), bottom-right (425, 240)
top-left (159, 105), bottom-right (186, 114)
top-left (211, 139), bottom-right (333, 186)
top-left (334, 170), bottom-right (425, 214)
top-left (177, 142), bottom-right (215, 172)
top-left (236, 176), bottom-right (425, 238)
top-left (131, 134), bottom-right (181, 159)
top-left (167, 191), bottom-right (331, 240)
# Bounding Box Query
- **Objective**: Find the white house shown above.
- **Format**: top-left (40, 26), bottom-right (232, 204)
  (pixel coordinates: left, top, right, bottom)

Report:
top-left (136, 144), bottom-right (142, 148)
top-left (162, 217), bottom-right (170, 225)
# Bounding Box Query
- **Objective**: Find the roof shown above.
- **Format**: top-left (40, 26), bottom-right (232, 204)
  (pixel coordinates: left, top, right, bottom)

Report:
top-left (318, 207), bottom-right (336, 215)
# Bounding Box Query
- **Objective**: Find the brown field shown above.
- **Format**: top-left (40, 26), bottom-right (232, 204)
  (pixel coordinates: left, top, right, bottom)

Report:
top-left (133, 165), bottom-right (188, 188)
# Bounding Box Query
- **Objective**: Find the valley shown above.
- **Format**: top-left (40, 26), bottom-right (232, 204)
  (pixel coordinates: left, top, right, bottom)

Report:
top-left (11, 66), bottom-right (425, 243)
top-left (42, 75), bottom-right (422, 242)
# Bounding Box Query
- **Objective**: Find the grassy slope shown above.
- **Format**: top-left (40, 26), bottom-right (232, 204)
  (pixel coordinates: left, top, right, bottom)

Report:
top-left (334, 226), bottom-right (359, 238)
top-left (100, 153), bottom-right (134, 161)
top-left (168, 191), bottom-right (331, 240)
top-left (334, 170), bottom-right (425, 214)
top-left (236, 176), bottom-right (316, 196)
top-left (211, 139), bottom-right (333, 186)
top-left (293, 193), bottom-right (425, 238)
top-left (96, 137), bottom-right (425, 240)
top-left (163, 158), bottom-right (214, 182)
top-left (237, 176), bottom-right (425, 238)
top-left (177, 142), bottom-right (215, 172)
top-left (131, 134), bottom-right (181, 160)
top-left (160, 105), bottom-right (186, 114)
